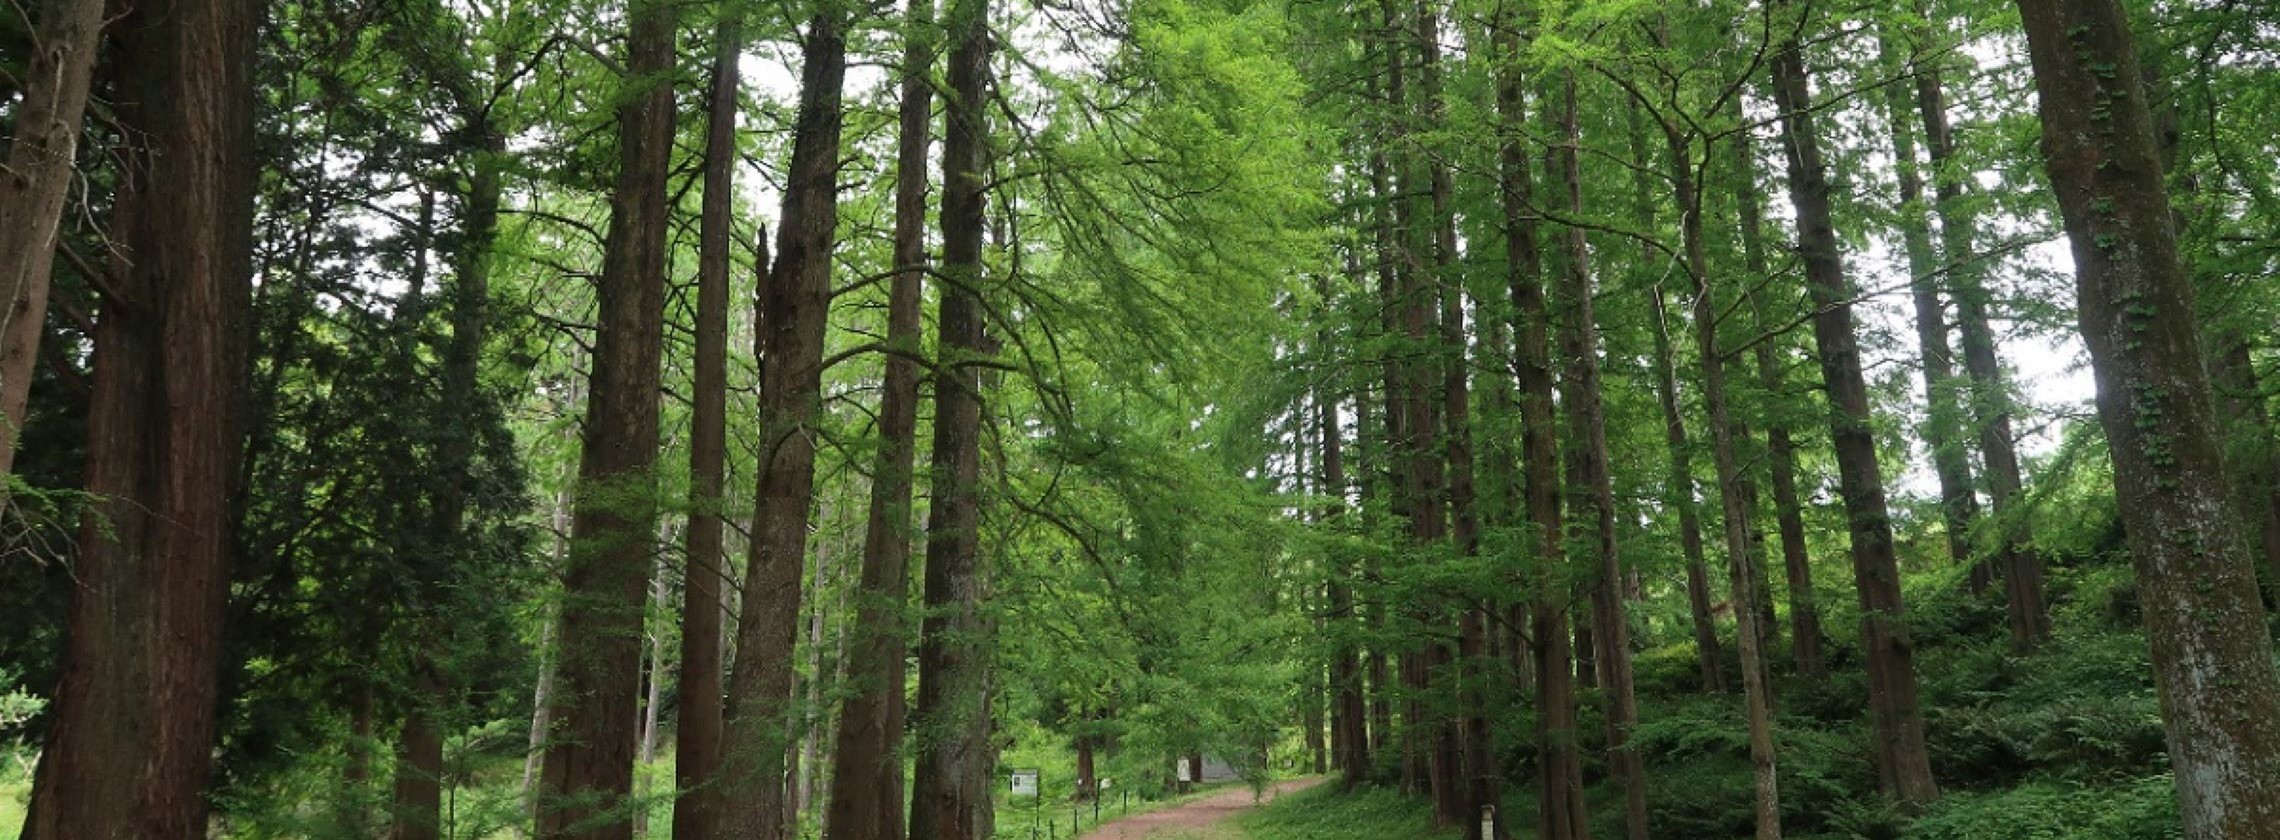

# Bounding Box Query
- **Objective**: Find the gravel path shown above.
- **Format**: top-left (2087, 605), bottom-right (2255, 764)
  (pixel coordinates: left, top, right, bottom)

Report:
top-left (1075, 777), bottom-right (1326, 840)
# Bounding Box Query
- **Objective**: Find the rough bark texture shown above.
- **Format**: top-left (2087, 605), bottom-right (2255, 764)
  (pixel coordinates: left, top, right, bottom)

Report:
top-left (0, 0), bottom-right (107, 475)
top-left (1878, 32), bottom-right (1983, 577)
top-left (2014, 0), bottom-right (2280, 834)
top-left (1731, 122), bottom-right (1825, 679)
top-left (673, 15), bottom-right (741, 840)
top-left (534, 0), bottom-right (676, 833)
top-left (21, 0), bottom-right (258, 831)
top-left (823, 2), bottom-right (932, 837)
top-left (1910, 32), bottom-right (2045, 643)
top-left (719, 12), bottom-right (845, 839)
top-left (1533, 70), bottom-right (1594, 840)
top-left (906, 0), bottom-right (994, 832)
top-left (1768, 17), bottom-right (1939, 807)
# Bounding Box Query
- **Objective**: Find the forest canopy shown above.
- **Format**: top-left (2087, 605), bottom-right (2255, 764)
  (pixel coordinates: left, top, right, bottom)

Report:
top-left (2, 0), bottom-right (2279, 837)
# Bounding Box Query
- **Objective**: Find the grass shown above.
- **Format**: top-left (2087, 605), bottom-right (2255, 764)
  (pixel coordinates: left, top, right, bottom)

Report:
top-left (2, 757), bottom-right (30, 837)
top-left (1226, 784), bottom-right (1463, 840)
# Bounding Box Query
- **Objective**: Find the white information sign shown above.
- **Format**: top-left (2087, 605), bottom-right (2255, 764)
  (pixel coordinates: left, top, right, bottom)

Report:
top-left (1011, 769), bottom-right (1040, 798)
top-left (1176, 759), bottom-right (1193, 782)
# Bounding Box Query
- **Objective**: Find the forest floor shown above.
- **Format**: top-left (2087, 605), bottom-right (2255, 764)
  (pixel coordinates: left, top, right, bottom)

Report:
top-left (1075, 777), bottom-right (1324, 840)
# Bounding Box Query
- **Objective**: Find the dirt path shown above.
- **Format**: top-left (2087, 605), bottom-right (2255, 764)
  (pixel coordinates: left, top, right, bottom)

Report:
top-left (1075, 777), bottom-right (1325, 840)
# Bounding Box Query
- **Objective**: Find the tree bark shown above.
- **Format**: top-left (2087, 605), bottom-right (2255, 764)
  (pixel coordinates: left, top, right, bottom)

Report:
top-left (673, 15), bottom-right (741, 840)
top-left (907, 0), bottom-right (995, 832)
top-left (718, 9), bottom-right (846, 838)
top-left (1909, 23), bottom-right (2045, 642)
top-left (1532, 68), bottom-right (1595, 840)
top-left (21, 0), bottom-right (258, 831)
top-left (2013, 0), bottom-right (2280, 834)
top-left (534, 0), bottom-right (676, 833)
top-left (1767, 11), bottom-right (1939, 807)
top-left (1877, 30), bottom-right (1983, 578)
top-left (0, 0), bottom-right (107, 477)
top-left (824, 3), bottom-right (931, 838)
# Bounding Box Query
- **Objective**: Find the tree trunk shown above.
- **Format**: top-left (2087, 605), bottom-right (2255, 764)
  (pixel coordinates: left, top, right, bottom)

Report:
top-left (823, 1), bottom-right (929, 836)
top-left (533, 0), bottom-right (677, 830)
top-left (392, 668), bottom-right (445, 840)
top-left (796, 526), bottom-right (835, 820)
top-left (0, 0), bottom-right (108, 478)
top-left (1909, 22), bottom-right (2045, 642)
top-left (907, 0), bottom-right (994, 832)
top-left (1320, 378), bottom-right (1371, 788)
top-left (1531, 68), bottom-right (1596, 840)
top-left (1767, 12), bottom-right (1939, 807)
top-left (20, 0), bottom-right (258, 831)
top-left (1877, 31), bottom-right (1982, 578)
top-left (1731, 118), bottom-right (1825, 679)
top-left (2013, 0), bottom-right (2280, 834)
top-left (719, 10), bottom-right (846, 838)
top-left (1662, 101), bottom-right (1783, 840)
top-left (674, 15), bottom-right (742, 840)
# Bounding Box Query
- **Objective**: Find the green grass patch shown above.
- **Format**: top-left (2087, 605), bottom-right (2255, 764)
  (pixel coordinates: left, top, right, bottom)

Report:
top-left (1231, 784), bottom-right (1461, 840)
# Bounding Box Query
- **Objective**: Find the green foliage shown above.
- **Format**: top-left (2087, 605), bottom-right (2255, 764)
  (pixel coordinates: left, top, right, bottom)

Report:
top-left (1235, 785), bottom-right (1459, 840)
top-left (1901, 776), bottom-right (2184, 840)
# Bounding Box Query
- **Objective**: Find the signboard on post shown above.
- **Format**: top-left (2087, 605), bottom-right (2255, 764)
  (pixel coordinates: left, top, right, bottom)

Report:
top-left (1011, 769), bottom-right (1041, 798)
top-left (1176, 759), bottom-right (1192, 782)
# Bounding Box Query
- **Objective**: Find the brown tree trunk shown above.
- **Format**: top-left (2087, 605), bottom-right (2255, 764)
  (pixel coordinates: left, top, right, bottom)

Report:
top-left (21, 0), bottom-right (258, 831)
top-left (2013, 0), bottom-right (2280, 834)
top-left (392, 668), bottom-right (445, 840)
top-left (1320, 378), bottom-right (1371, 788)
top-left (0, 0), bottom-right (107, 477)
top-left (1530, 68), bottom-right (1595, 840)
top-left (719, 9), bottom-right (846, 838)
top-left (1878, 31), bottom-right (1983, 577)
top-left (1767, 13), bottom-right (1940, 807)
top-left (824, 3), bottom-right (931, 838)
top-left (674, 15), bottom-right (741, 840)
top-left (907, 0), bottom-right (994, 832)
top-left (1661, 104), bottom-right (1783, 840)
top-left (1730, 119), bottom-right (1825, 679)
top-left (1910, 26), bottom-right (2045, 642)
top-left (534, 0), bottom-right (676, 833)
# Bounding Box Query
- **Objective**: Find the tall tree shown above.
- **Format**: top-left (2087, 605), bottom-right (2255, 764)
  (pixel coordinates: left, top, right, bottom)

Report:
top-left (719, 5), bottom-right (848, 836)
top-left (1535, 66), bottom-right (1594, 840)
top-left (824, 0), bottom-right (933, 836)
top-left (1906, 16), bottom-right (2046, 643)
top-left (534, 0), bottom-right (677, 834)
top-left (673, 9), bottom-right (744, 839)
top-left (1877, 29), bottom-right (1983, 579)
top-left (20, 0), bottom-right (260, 830)
top-left (1767, 3), bottom-right (1939, 806)
top-left (906, 0), bottom-right (996, 831)
top-left (2014, 0), bottom-right (2280, 834)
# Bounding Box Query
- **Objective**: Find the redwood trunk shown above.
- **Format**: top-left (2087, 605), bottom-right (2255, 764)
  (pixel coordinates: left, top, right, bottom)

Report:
top-left (674, 15), bottom-right (741, 840)
top-left (1532, 69), bottom-right (1595, 840)
top-left (719, 11), bottom-right (846, 838)
top-left (22, 0), bottom-right (258, 831)
top-left (534, 0), bottom-right (676, 833)
top-left (2014, 0), bottom-right (2280, 834)
top-left (1768, 14), bottom-right (1939, 806)
top-left (823, 1), bottom-right (931, 837)
top-left (907, 0), bottom-right (995, 832)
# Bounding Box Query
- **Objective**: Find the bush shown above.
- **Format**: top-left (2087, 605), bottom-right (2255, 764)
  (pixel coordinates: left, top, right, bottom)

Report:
top-left (1902, 776), bottom-right (2182, 840)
